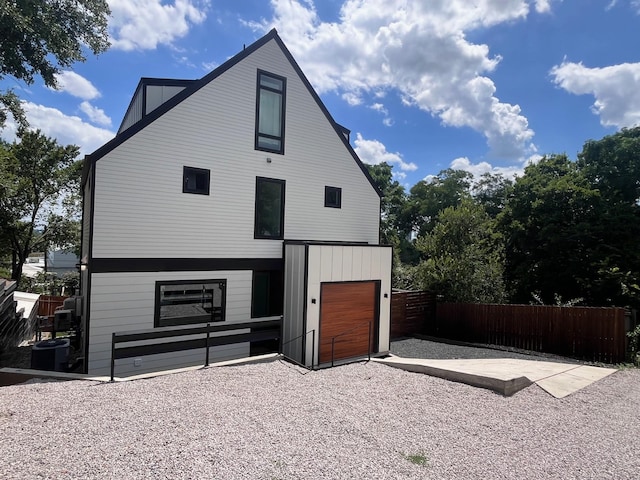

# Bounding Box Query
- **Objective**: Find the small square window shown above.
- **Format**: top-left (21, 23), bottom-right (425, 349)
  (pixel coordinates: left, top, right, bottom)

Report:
top-left (183, 166), bottom-right (210, 195)
top-left (325, 186), bottom-right (342, 208)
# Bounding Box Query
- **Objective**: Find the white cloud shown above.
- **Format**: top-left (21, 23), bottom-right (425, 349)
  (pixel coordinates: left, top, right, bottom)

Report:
top-left (52, 71), bottom-right (100, 100)
top-left (108, 0), bottom-right (208, 51)
top-left (341, 91), bottom-right (363, 106)
top-left (1, 102), bottom-right (115, 155)
top-left (450, 154), bottom-right (542, 180)
top-left (534, 0), bottom-right (552, 13)
top-left (249, 0), bottom-right (537, 159)
top-left (550, 60), bottom-right (640, 128)
top-left (79, 101), bottom-right (113, 127)
top-left (354, 133), bottom-right (417, 172)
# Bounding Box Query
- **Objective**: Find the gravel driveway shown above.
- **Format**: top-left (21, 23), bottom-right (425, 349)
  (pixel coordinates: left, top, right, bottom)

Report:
top-left (390, 337), bottom-right (581, 363)
top-left (1, 359), bottom-right (638, 479)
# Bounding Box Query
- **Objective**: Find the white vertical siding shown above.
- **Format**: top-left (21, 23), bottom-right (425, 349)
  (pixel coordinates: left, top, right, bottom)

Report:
top-left (87, 270), bottom-right (256, 377)
top-left (145, 85), bottom-right (187, 114)
top-left (304, 245), bottom-right (392, 366)
top-left (91, 38), bottom-right (380, 259)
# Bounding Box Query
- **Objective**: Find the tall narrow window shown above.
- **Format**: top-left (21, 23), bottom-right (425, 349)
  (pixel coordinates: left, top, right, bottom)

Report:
top-left (255, 70), bottom-right (286, 154)
top-left (255, 177), bottom-right (285, 239)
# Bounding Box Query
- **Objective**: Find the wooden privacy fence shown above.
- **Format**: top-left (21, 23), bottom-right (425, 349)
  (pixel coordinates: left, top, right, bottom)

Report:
top-left (37, 295), bottom-right (67, 317)
top-left (435, 303), bottom-right (628, 363)
top-left (390, 290), bottom-right (436, 338)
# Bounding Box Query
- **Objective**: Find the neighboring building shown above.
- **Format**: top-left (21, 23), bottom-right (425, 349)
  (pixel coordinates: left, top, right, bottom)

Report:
top-left (80, 29), bottom-right (392, 377)
top-left (47, 250), bottom-right (79, 276)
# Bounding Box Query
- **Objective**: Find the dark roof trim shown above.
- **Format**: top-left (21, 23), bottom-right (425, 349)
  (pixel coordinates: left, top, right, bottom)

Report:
top-left (82, 28), bottom-right (382, 198)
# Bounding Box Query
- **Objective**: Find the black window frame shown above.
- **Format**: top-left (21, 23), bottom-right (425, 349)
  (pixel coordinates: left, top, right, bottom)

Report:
top-left (251, 270), bottom-right (284, 318)
top-left (324, 186), bottom-right (342, 208)
top-left (154, 279), bottom-right (226, 327)
top-left (254, 177), bottom-right (286, 240)
top-left (255, 70), bottom-right (286, 155)
top-left (183, 166), bottom-right (210, 195)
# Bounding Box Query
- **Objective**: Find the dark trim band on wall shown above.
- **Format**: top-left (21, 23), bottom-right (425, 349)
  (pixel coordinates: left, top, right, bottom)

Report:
top-left (91, 257), bottom-right (284, 274)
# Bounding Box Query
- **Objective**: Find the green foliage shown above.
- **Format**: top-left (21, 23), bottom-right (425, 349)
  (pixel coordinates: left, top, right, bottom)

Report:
top-left (402, 169), bottom-right (473, 238)
top-left (472, 172), bottom-right (514, 218)
top-left (415, 200), bottom-right (506, 303)
top-left (403, 452), bottom-right (429, 467)
top-left (499, 154), bottom-right (602, 305)
top-left (0, 0), bottom-right (111, 128)
top-left (365, 162), bottom-right (406, 244)
top-left (0, 131), bottom-right (81, 283)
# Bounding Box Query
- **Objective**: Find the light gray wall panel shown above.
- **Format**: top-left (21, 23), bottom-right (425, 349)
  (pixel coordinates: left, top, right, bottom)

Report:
top-left (87, 270), bottom-right (255, 376)
top-left (145, 85), bottom-right (186, 114)
top-left (118, 88), bottom-right (144, 134)
top-left (92, 38), bottom-right (380, 259)
top-left (283, 244), bottom-right (305, 362)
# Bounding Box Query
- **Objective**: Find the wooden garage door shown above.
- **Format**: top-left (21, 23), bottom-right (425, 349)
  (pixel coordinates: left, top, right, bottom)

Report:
top-left (319, 281), bottom-right (378, 364)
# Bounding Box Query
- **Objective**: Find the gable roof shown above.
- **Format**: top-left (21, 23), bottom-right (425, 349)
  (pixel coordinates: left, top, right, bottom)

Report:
top-left (82, 29), bottom-right (382, 198)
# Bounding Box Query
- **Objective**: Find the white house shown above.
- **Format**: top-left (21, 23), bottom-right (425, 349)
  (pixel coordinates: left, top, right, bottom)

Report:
top-left (80, 29), bottom-right (392, 377)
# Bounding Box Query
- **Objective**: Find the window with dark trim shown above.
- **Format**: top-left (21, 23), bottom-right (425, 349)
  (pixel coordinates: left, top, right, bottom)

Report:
top-left (255, 177), bottom-right (285, 239)
top-left (251, 270), bottom-right (284, 318)
top-left (324, 186), bottom-right (342, 208)
top-left (183, 166), bottom-right (210, 195)
top-left (154, 279), bottom-right (226, 327)
top-left (255, 70), bottom-right (286, 154)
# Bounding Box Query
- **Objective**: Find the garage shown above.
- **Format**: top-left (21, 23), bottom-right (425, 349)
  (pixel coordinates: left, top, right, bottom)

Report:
top-left (282, 241), bottom-right (392, 368)
top-left (319, 281), bottom-right (379, 364)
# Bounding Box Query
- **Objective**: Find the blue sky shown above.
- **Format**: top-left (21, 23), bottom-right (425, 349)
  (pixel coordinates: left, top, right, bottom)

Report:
top-left (2, 0), bottom-right (640, 188)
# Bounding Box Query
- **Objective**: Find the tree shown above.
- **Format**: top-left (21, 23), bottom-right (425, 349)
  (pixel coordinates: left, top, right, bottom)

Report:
top-left (576, 127), bottom-right (640, 307)
top-left (365, 162), bottom-right (406, 244)
top-left (499, 154), bottom-right (602, 305)
top-left (401, 169), bottom-right (473, 238)
top-left (0, 0), bottom-right (111, 128)
top-left (0, 130), bottom-right (81, 283)
top-left (415, 199), bottom-right (506, 303)
top-left (472, 172), bottom-right (514, 218)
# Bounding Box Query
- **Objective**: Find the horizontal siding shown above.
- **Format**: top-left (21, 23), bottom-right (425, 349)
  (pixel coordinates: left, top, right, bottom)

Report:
top-left (87, 270), bottom-right (254, 376)
top-left (91, 38), bottom-right (379, 259)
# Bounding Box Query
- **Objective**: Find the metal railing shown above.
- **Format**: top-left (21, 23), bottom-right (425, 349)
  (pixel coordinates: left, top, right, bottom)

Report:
top-left (281, 329), bottom-right (316, 369)
top-left (110, 318), bottom-right (282, 381)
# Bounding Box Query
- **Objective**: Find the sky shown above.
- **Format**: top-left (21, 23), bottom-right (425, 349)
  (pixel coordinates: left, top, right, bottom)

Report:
top-left (2, 0), bottom-right (640, 189)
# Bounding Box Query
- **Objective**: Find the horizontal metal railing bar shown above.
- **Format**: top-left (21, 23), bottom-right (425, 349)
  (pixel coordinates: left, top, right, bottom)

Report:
top-left (114, 329), bottom-right (281, 360)
top-left (110, 318), bottom-right (283, 381)
top-left (113, 319), bottom-right (281, 344)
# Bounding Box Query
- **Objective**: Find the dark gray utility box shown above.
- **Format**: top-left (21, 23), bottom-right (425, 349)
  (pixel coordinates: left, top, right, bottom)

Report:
top-left (31, 339), bottom-right (70, 372)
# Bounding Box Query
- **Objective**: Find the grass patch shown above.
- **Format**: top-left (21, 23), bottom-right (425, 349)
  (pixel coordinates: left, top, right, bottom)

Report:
top-left (404, 452), bottom-right (429, 467)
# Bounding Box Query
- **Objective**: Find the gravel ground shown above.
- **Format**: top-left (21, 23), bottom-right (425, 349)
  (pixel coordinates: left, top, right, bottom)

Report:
top-left (390, 338), bottom-right (582, 363)
top-left (1, 359), bottom-right (638, 479)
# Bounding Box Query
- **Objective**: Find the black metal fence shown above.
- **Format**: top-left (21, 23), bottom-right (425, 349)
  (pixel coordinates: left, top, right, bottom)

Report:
top-left (110, 318), bottom-right (282, 381)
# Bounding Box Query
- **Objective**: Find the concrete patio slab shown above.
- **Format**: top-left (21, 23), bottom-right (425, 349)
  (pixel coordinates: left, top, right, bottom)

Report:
top-left (373, 355), bottom-right (617, 398)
